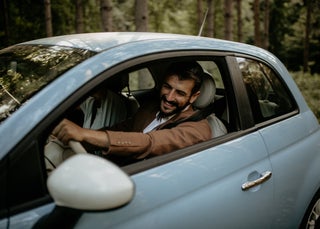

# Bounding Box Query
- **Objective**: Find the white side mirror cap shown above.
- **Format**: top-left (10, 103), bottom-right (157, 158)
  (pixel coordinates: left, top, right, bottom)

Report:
top-left (47, 154), bottom-right (134, 210)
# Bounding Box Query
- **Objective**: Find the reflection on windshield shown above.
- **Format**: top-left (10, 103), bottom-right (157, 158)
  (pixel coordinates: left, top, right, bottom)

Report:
top-left (0, 44), bottom-right (95, 123)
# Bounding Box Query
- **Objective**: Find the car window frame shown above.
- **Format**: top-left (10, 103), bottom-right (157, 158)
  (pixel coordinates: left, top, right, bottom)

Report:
top-left (70, 51), bottom-right (245, 173)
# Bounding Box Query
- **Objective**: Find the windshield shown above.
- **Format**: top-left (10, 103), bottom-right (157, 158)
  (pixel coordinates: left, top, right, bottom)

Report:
top-left (0, 44), bottom-right (96, 123)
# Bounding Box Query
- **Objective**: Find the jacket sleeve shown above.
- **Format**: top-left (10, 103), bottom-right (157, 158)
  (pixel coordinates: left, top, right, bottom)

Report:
top-left (106, 119), bottom-right (211, 159)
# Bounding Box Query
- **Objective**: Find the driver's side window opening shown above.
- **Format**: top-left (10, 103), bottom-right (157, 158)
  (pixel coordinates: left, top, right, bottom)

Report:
top-left (44, 57), bottom-right (231, 173)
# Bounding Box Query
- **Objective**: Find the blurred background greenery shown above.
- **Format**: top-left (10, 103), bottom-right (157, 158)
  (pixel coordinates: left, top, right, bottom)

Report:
top-left (292, 72), bottom-right (320, 122)
top-left (0, 0), bottom-right (319, 120)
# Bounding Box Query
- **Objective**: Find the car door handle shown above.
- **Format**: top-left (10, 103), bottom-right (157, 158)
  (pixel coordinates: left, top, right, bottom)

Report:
top-left (241, 171), bottom-right (272, 191)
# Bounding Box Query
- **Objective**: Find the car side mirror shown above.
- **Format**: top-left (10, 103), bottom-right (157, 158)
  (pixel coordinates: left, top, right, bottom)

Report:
top-left (47, 154), bottom-right (135, 210)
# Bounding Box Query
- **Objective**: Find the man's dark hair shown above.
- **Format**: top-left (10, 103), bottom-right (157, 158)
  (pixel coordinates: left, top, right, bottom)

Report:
top-left (165, 61), bottom-right (204, 95)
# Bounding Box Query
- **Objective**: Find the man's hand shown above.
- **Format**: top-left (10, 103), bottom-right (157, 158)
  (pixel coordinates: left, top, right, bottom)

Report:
top-left (53, 119), bottom-right (85, 145)
top-left (53, 119), bottom-right (110, 149)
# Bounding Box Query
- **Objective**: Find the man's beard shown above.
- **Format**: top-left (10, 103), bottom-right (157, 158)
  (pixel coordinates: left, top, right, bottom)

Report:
top-left (157, 95), bottom-right (190, 120)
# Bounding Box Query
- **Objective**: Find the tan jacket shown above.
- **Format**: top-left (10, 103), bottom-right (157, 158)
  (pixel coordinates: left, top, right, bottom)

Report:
top-left (106, 101), bottom-right (212, 159)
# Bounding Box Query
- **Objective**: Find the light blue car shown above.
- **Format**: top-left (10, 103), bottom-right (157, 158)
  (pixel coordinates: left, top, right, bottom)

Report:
top-left (0, 33), bottom-right (319, 229)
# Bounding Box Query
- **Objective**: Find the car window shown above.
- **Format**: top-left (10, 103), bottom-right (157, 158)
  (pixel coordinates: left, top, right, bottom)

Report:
top-left (43, 57), bottom-right (230, 171)
top-left (236, 57), bottom-right (296, 123)
top-left (3, 141), bottom-right (47, 215)
top-left (124, 68), bottom-right (155, 91)
top-left (198, 61), bottom-right (224, 89)
top-left (0, 45), bottom-right (96, 124)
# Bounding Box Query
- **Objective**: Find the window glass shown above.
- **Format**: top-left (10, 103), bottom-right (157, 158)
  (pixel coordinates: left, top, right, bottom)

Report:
top-left (237, 57), bottom-right (295, 123)
top-left (125, 68), bottom-right (155, 91)
top-left (8, 141), bottom-right (47, 211)
top-left (0, 45), bottom-right (95, 124)
top-left (198, 61), bottom-right (224, 89)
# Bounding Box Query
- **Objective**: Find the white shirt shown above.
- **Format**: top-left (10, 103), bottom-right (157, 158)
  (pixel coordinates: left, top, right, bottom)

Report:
top-left (143, 112), bottom-right (173, 133)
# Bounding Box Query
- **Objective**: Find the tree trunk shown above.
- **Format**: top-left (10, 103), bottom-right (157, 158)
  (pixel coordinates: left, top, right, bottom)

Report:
top-left (263, 0), bottom-right (270, 49)
top-left (76, 0), bottom-right (84, 33)
top-left (197, 0), bottom-right (203, 33)
top-left (206, 0), bottom-right (214, 37)
top-left (303, 0), bottom-right (311, 72)
top-left (224, 0), bottom-right (233, 40)
top-left (236, 0), bottom-right (242, 42)
top-left (1, 0), bottom-right (10, 45)
top-left (100, 0), bottom-right (112, 32)
top-left (135, 0), bottom-right (148, 89)
top-left (135, 0), bottom-right (148, 32)
top-left (44, 0), bottom-right (53, 37)
top-left (253, 0), bottom-right (261, 47)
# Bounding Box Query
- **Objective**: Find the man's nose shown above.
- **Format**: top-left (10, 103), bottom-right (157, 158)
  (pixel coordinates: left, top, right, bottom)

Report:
top-left (166, 90), bottom-right (176, 101)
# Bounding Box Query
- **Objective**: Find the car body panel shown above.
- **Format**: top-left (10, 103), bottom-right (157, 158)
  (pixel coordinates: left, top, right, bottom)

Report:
top-left (259, 110), bottom-right (320, 227)
top-left (8, 204), bottom-right (54, 229)
top-left (75, 132), bottom-right (273, 229)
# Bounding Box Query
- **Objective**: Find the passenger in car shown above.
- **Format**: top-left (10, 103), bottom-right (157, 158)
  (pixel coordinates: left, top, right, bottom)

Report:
top-left (80, 74), bottom-right (135, 130)
top-left (52, 61), bottom-right (213, 162)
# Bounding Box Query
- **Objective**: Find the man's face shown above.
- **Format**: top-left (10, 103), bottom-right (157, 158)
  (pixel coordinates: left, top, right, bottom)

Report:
top-left (159, 74), bottom-right (200, 116)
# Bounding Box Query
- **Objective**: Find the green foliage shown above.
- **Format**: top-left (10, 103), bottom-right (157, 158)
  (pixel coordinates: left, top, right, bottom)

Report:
top-left (291, 71), bottom-right (320, 122)
top-left (149, 0), bottom-right (198, 35)
top-left (271, 0), bottom-right (320, 74)
top-left (269, 0), bottom-right (298, 62)
top-left (51, 0), bottom-right (76, 35)
top-left (1, 0), bottom-right (320, 74)
top-left (6, 0), bottom-right (46, 43)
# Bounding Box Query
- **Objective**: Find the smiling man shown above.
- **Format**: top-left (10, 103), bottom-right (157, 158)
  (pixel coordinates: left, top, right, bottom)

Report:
top-left (53, 61), bottom-right (212, 162)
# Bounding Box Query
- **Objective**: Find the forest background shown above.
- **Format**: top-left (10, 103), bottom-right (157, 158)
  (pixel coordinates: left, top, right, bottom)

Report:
top-left (0, 0), bottom-right (319, 119)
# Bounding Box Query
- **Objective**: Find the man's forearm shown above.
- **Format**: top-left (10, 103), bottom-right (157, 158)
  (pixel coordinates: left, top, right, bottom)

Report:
top-left (82, 129), bottom-right (110, 150)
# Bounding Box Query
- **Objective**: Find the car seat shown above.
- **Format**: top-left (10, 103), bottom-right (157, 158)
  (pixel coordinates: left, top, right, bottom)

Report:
top-left (193, 72), bottom-right (227, 138)
top-left (82, 73), bottom-right (140, 130)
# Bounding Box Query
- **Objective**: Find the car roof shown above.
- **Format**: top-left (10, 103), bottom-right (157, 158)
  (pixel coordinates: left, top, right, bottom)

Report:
top-left (18, 32), bottom-right (281, 67)
top-left (20, 32), bottom-right (196, 52)
top-left (18, 32), bottom-right (263, 56)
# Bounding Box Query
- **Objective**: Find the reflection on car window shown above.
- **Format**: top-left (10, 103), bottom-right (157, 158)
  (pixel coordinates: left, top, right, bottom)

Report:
top-left (0, 45), bottom-right (96, 123)
top-left (237, 57), bottom-right (295, 123)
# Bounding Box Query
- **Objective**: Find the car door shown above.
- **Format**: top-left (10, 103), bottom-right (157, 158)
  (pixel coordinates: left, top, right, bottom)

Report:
top-left (74, 135), bottom-right (274, 229)
top-left (73, 55), bottom-right (275, 228)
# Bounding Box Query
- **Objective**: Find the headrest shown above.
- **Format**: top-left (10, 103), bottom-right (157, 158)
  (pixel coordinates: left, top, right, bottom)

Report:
top-left (193, 71), bottom-right (216, 109)
top-left (107, 72), bottom-right (129, 92)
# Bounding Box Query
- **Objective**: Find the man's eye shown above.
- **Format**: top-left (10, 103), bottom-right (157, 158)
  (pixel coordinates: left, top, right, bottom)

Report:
top-left (177, 91), bottom-right (186, 97)
top-left (162, 84), bottom-right (171, 89)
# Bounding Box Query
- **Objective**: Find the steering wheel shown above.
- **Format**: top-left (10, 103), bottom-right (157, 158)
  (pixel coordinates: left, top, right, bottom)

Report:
top-left (45, 138), bottom-right (87, 173)
top-left (68, 140), bottom-right (88, 154)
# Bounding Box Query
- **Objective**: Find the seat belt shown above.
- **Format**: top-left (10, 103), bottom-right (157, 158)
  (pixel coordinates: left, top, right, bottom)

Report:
top-left (162, 103), bottom-right (215, 129)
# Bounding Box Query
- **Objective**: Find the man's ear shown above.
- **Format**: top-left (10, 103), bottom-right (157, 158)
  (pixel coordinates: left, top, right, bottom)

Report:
top-left (189, 91), bottom-right (200, 104)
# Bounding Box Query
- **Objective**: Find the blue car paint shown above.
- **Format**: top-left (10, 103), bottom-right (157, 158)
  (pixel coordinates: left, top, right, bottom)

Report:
top-left (76, 132), bottom-right (274, 228)
top-left (260, 111), bottom-right (320, 227)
